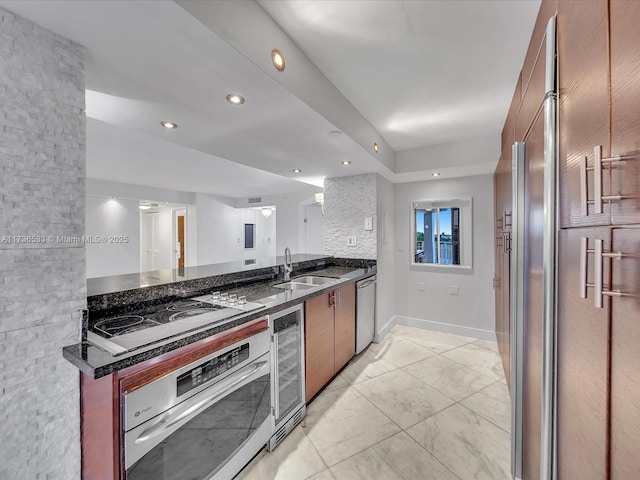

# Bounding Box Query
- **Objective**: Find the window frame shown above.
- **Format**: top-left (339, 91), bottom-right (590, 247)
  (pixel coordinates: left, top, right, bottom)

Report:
top-left (410, 198), bottom-right (473, 272)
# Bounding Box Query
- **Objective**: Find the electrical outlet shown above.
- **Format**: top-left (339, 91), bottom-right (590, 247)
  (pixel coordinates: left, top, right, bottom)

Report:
top-left (417, 282), bottom-right (425, 292)
top-left (347, 236), bottom-right (357, 247)
top-left (449, 285), bottom-right (459, 295)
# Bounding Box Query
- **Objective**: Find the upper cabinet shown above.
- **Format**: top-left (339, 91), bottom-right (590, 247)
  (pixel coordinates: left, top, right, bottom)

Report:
top-left (610, 0), bottom-right (640, 225)
top-left (558, 0), bottom-right (611, 228)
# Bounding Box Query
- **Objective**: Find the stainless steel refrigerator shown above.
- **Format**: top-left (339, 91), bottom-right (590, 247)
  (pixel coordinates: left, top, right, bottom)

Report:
top-left (510, 16), bottom-right (558, 480)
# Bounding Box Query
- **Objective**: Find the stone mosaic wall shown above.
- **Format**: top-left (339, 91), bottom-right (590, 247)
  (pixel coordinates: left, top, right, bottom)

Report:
top-left (324, 173), bottom-right (378, 259)
top-left (0, 7), bottom-right (85, 479)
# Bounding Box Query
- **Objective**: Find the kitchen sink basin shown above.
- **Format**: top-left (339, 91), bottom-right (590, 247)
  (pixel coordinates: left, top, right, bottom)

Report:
top-left (272, 275), bottom-right (340, 290)
top-left (290, 275), bottom-right (340, 286)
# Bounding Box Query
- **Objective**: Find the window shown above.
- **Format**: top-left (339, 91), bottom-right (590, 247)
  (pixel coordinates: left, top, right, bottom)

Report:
top-left (412, 198), bottom-right (472, 269)
top-left (244, 223), bottom-right (255, 249)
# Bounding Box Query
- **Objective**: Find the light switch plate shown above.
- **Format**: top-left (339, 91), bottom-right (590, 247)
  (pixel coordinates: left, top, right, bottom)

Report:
top-left (347, 236), bottom-right (357, 247)
top-left (417, 281), bottom-right (425, 292)
top-left (364, 217), bottom-right (373, 231)
top-left (449, 285), bottom-right (459, 295)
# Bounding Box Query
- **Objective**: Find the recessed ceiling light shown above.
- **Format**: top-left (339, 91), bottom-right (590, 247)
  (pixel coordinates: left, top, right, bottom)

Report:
top-left (432, 172), bottom-right (441, 177)
top-left (373, 143), bottom-right (379, 153)
top-left (271, 48), bottom-right (285, 71)
top-left (226, 94), bottom-right (245, 105)
top-left (161, 121), bottom-right (178, 129)
top-left (341, 160), bottom-right (351, 165)
top-left (292, 169), bottom-right (302, 173)
top-left (330, 130), bottom-right (342, 136)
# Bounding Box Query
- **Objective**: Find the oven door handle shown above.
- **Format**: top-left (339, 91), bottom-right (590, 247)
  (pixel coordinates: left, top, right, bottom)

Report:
top-left (134, 360), bottom-right (268, 445)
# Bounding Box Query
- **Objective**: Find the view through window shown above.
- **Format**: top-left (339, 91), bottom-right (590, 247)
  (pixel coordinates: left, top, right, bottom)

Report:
top-left (415, 207), bottom-right (460, 264)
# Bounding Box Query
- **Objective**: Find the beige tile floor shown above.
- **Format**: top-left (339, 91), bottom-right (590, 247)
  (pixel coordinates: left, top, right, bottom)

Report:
top-left (235, 325), bottom-right (511, 480)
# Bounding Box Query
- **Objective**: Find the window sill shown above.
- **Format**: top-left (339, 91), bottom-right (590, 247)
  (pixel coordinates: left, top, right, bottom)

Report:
top-left (409, 263), bottom-right (473, 274)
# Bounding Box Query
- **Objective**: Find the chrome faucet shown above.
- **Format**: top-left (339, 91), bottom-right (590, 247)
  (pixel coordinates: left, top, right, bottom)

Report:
top-left (284, 247), bottom-right (293, 281)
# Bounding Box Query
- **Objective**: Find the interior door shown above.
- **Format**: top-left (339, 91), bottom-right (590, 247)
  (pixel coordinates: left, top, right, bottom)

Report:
top-left (177, 215), bottom-right (185, 269)
top-left (556, 227), bottom-right (610, 480)
top-left (142, 212), bottom-right (160, 272)
top-left (304, 204), bottom-right (324, 254)
top-left (610, 227), bottom-right (640, 478)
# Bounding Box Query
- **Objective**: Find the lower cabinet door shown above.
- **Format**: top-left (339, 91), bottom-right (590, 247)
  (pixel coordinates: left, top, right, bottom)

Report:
top-left (610, 227), bottom-right (640, 479)
top-left (334, 283), bottom-right (356, 373)
top-left (556, 227), bottom-right (610, 479)
top-left (304, 293), bottom-right (335, 402)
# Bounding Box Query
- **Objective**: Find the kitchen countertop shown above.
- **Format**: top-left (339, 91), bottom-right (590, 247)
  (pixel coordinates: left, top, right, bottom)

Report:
top-left (63, 265), bottom-right (375, 378)
top-left (86, 253), bottom-right (333, 296)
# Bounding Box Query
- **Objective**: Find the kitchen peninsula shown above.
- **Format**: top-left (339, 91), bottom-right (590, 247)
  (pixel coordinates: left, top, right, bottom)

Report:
top-left (64, 254), bottom-right (375, 377)
top-left (63, 254), bottom-right (375, 480)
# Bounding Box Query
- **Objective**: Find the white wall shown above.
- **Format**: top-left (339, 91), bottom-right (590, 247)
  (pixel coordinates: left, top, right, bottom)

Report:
top-left (233, 185), bottom-right (323, 256)
top-left (195, 193), bottom-right (276, 265)
top-left (393, 174), bottom-right (496, 339)
top-left (324, 174), bottom-right (377, 259)
top-left (86, 196), bottom-right (140, 277)
top-left (375, 175), bottom-right (396, 337)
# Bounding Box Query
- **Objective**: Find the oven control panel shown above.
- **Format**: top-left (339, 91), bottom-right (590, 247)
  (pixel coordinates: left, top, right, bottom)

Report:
top-left (177, 343), bottom-right (250, 396)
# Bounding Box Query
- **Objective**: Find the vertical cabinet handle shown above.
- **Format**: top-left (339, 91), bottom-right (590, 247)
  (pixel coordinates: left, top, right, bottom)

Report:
top-left (504, 211), bottom-right (513, 228)
top-left (580, 145), bottom-right (636, 216)
top-left (580, 157), bottom-right (589, 216)
top-left (593, 146), bottom-right (603, 214)
top-left (594, 239), bottom-right (603, 308)
top-left (579, 237), bottom-right (588, 299)
top-left (578, 236), bottom-right (630, 308)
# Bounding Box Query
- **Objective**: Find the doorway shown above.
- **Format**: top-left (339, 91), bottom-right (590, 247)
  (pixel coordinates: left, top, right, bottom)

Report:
top-left (304, 203), bottom-right (324, 254)
top-left (174, 207), bottom-right (187, 271)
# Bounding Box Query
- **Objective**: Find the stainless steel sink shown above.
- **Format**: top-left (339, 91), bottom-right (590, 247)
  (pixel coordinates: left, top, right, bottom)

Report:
top-left (272, 275), bottom-right (340, 290)
top-left (272, 282), bottom-right (317, 291)
top-left (290, 275), bottom-right (340, 286)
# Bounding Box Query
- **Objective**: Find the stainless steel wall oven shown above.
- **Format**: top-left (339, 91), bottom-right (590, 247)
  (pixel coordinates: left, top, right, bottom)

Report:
top-left (122, 325), bottom-right (273, 480)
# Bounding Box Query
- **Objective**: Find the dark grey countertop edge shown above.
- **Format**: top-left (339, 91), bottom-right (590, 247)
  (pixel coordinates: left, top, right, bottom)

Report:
top-left (65, 267), bottom-right (376, 379)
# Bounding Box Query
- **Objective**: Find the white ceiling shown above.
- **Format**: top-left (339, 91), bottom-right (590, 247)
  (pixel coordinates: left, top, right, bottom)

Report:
top-left (259, 0), bottom-right (541, 151)
top-left (0, 0), bottom-right (540, 197)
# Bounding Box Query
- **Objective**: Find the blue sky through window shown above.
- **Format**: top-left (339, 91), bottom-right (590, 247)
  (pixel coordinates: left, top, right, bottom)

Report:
top-left (416, 209), bottom-right (452, 235)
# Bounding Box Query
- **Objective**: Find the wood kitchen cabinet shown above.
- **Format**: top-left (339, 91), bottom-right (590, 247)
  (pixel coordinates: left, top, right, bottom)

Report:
top-left (304, 291), bottom-right (335, 402)
top-left (557, 226), bottom-right (640, 479)
top-left (556, 228), bottom-right (611, 480)
top-left (495, 1), bottom-right (640, 478)
top-left (610, 0), bottom-right (640, 226)
top-left (557, 0), bottom-right (611, 228)
top-left (334, 283), bottom-right (356, 372)
top-left (304, 283), bottom-right (355, 402)
top-left (609, 226), bottom-right (640, 478)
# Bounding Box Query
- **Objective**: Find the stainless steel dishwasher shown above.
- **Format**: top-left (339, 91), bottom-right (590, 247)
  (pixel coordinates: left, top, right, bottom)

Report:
top-left (356, 276), bottom-right (376, 354)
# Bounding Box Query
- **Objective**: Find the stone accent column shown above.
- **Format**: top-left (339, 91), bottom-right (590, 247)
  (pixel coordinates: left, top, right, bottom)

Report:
top-left (324, 173), bottom-right (378, 259)
top-left (0, 8), bottom-right (85, 479)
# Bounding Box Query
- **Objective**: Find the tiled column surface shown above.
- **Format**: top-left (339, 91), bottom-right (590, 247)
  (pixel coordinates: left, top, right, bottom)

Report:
top-left (0, 8), bottom-right (86, 479)
top-left (324, 173), bottom-right (377, 259)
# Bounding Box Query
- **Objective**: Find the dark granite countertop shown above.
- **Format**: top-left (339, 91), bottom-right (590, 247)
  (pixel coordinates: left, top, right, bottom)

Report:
top-left (87, 254), bottom-right (333, 296)
top-left (64, 263), bottom-right (375, 378)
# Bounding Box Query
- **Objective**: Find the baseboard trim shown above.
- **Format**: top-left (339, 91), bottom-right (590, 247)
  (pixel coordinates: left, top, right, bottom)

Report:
top-left (394, 315), bottom-right (497, 341)
top-left (373, 315), bottom-right (397, 343)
